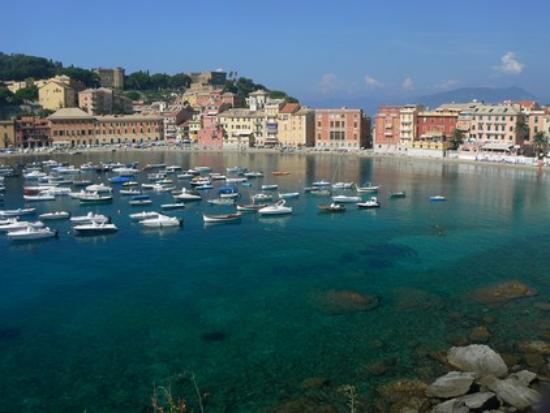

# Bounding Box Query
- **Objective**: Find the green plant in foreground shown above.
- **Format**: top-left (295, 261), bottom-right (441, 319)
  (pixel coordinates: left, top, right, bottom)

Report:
top-left (151, 372), bottom-right (205, 413)
top-left (338, 384), bottom-right (358, 413)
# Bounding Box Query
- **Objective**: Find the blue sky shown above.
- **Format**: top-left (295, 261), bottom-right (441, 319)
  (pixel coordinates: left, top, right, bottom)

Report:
top-left (2, 0), bottom-right (549, 109)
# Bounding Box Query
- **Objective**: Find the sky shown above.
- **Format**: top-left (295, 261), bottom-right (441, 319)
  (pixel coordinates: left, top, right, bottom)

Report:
top-left (1, 0), bottom-right (549, 110)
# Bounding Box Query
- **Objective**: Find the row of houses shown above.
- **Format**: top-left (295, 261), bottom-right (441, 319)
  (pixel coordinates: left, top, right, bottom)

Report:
top-left (373, 100), bottom-right (550, 157)
top-left (0, 109), bottom-right (164, 148)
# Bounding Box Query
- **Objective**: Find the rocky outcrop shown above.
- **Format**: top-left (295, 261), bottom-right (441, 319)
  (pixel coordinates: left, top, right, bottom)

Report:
top-left (312, 289), bottom-right (380, 314)
top-left (426, 371), bottom-right (476, 398)
top-left (479, 375), bottom-right (541, 410)
top-left (447, 344), bottom-right (508, 378)
top-left (471, 281), bottom-right (537, 304)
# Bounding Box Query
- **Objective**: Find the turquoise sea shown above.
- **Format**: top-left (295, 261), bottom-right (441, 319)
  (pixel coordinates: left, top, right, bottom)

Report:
top-left (1, 151), bottom-right (549, 412)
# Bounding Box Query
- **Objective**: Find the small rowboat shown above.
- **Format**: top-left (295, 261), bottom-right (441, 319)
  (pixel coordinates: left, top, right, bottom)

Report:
top-left (318, 203), bottom-right (346, 212)
top-left (39, 211), bottom-right (71, 220)
top-left (390, 191), bottom-right (406, 199)
top-left (261, 184), bottom-right (278, 190)
top-left (272, 171), bottom-right (290, 176)
top-left (203, 213), bottom-right (242, 224)
top-left (357, 197), bottom-right (380, 209)
top-left (430, 195), bottom-right (446, 202)
top-left (161, 203), bottom-right (185, 210)
top-left (236, 203), bottom-right (267, 212)
top-left (278, 192), bottom-right (300, 199)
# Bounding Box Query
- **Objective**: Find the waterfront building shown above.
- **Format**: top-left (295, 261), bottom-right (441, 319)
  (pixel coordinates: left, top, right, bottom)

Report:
top-left (526, 109), bottom-right (546, 140)
top-left (373, 106), bottom-right (401, 152)
top-left (38, 75), bottom-right (83, 111)
top-left (48, 108), bottom-right (163, 147)
top-left (0, 120), bottom-right (16, 148)
top-left (93, 67), bottom-right (125, 89)
top-left (15, 116), bottom-right (50, 148)
top-left (277, 103), bottom-right (315, 147)
top-left (217, 108), bottom-right (260, 148)
top-left (463, 104), bottom-right (525, 152)
top-left (399, 104), bottom-right (423, 147)
top-left (314, 108), bottom-right (370, 149)
top-left (197, 111), bottom-right (224, 147)
top-left (79, 88), bottom-right (113, 115)
top-left (409, 110), bottom-right (459, 157)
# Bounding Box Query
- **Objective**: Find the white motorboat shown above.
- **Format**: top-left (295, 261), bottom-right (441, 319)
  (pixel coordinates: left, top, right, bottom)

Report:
top-left (207, 198), bottom-right (235, 206)
top-left (210, 174), bottom-right (227, 181)
top-left (166, 165), bottom-right (183, 173)
top-left (74, 221), bottom-right (118, 234)
top-left (174, 188), bottom-right (201, 201)
top-left (278, 192), bottom-right (300, 199)
top-left (318, 203), bottom-right (346, 212)
top-left (225, 177), bottom-right (248, 184)
top-left (24, 171), bottom-right (47, 180)
top-left (139, 214), bottom-right (182, 228)
top-left (79, 163), bottom-right (97, 172)
top-left (70, 212), bottom-right (109, 225)
top-left (7, 225), bottom-right (57, 241)
top-left (129, 211), bottom-right (160, 221)
top-left (120, 189), bottom-right (141, 196)
top-left (0, 220), bottom-right (45, 232)
top-left (202, 212), bottom-right (242, 224)
top-left (122, 181), bottom-right (139, 187)
top-left (190, 177), bottom-right (212, 187)
top-left (252, 193), bottom-right (273, 203)
top-left (244, 171), bottom-right (263, 178)
top-left (194, 166), bottom-right (212, 172)
top-left (258, 200), bottom-right (293, 216)
top-left (261, 184), bottom-right (278, 190)
top-left (23, 194), bottom-right (56, 202)
top-left (332, 182), bottom-right (355, 190)
top-left (0, 208), bottom-right (36, 218)
top-left (177, 173), bottom-right (194, 180)
top-left (430, 195), bottom-right (446, 202)
top-left (312, 180), bottom-right (330, 187)
top-left (129, 198), bottom-right (153, 206)
top-left (79, 192), bottom-right (113, 203)
top-left (112, 167), bottom-right (139, 176)
top-left (42, 187), bottom-right (72, 196)
top-left (85, 184), bottom-right (112, 193)
top-left (332, 195), bottom-right (362, 203)
top-left (161, 203), bottom-right (185, 210)
top-left (357, 197), bottom-right (380, 209)
top-left (356, 184), bottom-right (380, 193)
top-left (39, 211), bottom-right (71, 220)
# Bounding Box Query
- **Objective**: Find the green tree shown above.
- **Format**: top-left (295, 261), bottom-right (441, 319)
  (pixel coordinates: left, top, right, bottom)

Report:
top-left (125, 71), bottom-right (151, 90)
top-left (14, 85), bottom-right (38, 102)
top-left (0, 86), bottom-right (14, 106)
top-left (168, 73), bottom-right (191, 89)
top-left (451, 128), bottom-right (465, 150)
top-left (0, 52), bottom-right (59, 80)
top-left (150, 73), bottom-right (170, 89)
top-left (533, 131), bottom-right (548, 160)
top-left (123, 90), bottom-right (141, 101)
top-left (516, 118), bottom-right (529, 141)
top-left (57, 65), bottom-right (100, 87)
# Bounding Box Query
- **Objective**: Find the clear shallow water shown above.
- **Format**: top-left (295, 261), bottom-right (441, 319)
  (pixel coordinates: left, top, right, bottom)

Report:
top-left (0, 151), bottom-right (549, 412)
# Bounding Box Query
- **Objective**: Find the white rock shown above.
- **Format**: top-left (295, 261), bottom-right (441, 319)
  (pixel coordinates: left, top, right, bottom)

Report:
top-left (508, 370), bottom-right (537, 386)
top-left (426, 371), bottom-right (476, 398)
top-left (431, 399), bottom-right (469, 413)
top-left (479, 375), bottom-right (540, 410)
top-left (458, 391), bottom-right (497, 409)
top-left (447, 345), bottom-right (508, 378)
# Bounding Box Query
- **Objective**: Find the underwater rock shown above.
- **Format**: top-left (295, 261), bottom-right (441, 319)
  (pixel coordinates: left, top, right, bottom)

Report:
top-left (299, 377), bottom-right (330, 390)
top-left (524, 353), bottom-right (545, 370)
top-left (534, 301), bottom-right (550, 311)
top-left (0, 327), bottom-right (21, 341)
top-left (272, 397), bottom-right (338, 413)
top-left (426, 371), bottom-right (476, 398)
top-left (447, 345), bottom-right (508, 378)
top-left (469, 326), bottom-right (491, 343)
top-left (377, 379), bottom-right (428, 403)
top-left (201, 331), bottom-right (228, 342)
top-left (471, 281), bottom-right (538, 304)
top-left (312, 289), bottom-right (380, 314)
top-left (393, 288), bottom-right (445, 311)
top-left (518, 340), bottom-right (550, 355)
top-left (359, 242), bottom-right (417, 269)
top-left (448, 336), bottom-right (469, 347)
top-left (365, 358), bottom-right (397, 377)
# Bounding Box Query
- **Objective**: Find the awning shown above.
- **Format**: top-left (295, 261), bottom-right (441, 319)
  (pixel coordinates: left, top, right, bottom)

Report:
top-left (482, 143), bottom-right (514, 151)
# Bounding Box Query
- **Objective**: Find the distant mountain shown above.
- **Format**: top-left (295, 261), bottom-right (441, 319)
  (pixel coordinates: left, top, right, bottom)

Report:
top-left (415, 87), bottom-right (537, 109)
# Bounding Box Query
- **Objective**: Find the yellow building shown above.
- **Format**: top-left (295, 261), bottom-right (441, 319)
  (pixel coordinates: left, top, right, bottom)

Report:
top-left (38, 75), bottom-right (78, 111)
top-left (277, 103), bottom-right (315, 147)
top-left (0, 120), bottom-right (16, 148)
top-left (217, 108), bottom-right (260, 148)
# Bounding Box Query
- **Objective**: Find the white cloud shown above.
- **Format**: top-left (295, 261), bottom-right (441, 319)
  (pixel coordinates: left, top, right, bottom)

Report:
top-left (401, 76), bottom-right (414, 91)
top-left (364, 74), bottom-right (382, 88)
top-left (494, 52), bottom-right (525, 75)
top-left (319, 73), bottom-right (338, 94)
top-left (436, 79), bottom-right (458, 90)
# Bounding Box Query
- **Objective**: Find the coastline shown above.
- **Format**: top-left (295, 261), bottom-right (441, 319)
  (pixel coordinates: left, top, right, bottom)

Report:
top-left (2, 145), bottom-right (548, 174)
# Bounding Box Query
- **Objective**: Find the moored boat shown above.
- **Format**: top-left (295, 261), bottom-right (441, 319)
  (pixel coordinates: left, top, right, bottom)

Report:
top-left (356, 183), bottom-right (380, 193)
top-left (70, 212), bottom-right (109, 224)
top-left (0, 208), bottom-right (36, 218)
top-left (236, 203), bottom-right (267, 212)
top-left (7, 225), bottom-right (57, 241)
top-left (174, 188), bottom-right (202, 201)
top-left (332, 182), bottom-right (354, 189)
top-left (161, 203), bottom-right (185, 210)
top-left (129, 211), bottom-right (160, 221)
top-left (202, 212), bottom-right (242, 224)
top-left (258, 200), bottom-right (293, 216)
top-left (207, 198), bottom-right (235, 206)
top-left (278, 192), bottom-right (300, 199)
top-left (23, 193), bottom-right (56, 202)
top-left (357, 197), bottom-right (380, 209)
top-left (390, 191), bottom-right (406, 199)
top-left (0, 220), bottom-right (45, 232)
top-left (74, 221), bottom-right (118, 234)
top-left (39, 211), bottom-right (71, 220)
top-left (139, 214), bottom-right (182, 228)
top-left (261, 184), bottom-right (278, 190)
top-left (79, 192), bottom-right (113, 204)
top-left (331, 195), bottom-right (362, 203)
top-left (430, 195), bottom-right (446, 202)
top-left (318, 203), bottom-right (346, 212)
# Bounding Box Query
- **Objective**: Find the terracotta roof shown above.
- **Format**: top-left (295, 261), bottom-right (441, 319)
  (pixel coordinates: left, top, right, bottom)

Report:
top-left (48, 108), bottom-right (94, 120)
top-left (279, 103), bottom-right (300, 114)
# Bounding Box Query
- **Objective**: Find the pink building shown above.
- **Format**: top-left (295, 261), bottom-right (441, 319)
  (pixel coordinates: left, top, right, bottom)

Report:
top-left (314, 108), bottom-right (370, 149)
top-left (195, 90), bottom-right (242, 111)
top-left (373, 106), bottom-right (401, 151)
top-left (197, 112), bottom-right (224, 147)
